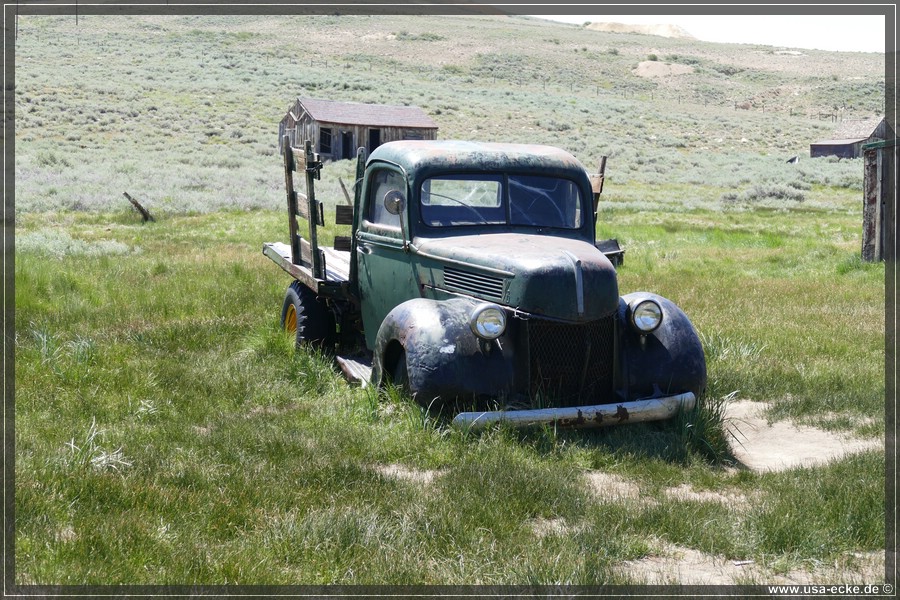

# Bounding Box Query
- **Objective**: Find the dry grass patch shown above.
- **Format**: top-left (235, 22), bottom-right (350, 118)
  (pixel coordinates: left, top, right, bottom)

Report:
top-left (373, 463), bottom-right (443, 486)
top-left (662, 483), bottom-right (750, 507)
top-left (584, 471), bottom-right (642, 501)
top-left (529, 517), bottom-right (575, 538)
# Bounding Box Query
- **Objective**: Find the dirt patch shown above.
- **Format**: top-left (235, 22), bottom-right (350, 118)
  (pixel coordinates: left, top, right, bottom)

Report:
top-left (663, 483), bottom-right (750, 507)
top-left (585, 22), bottom-right (696, 40)
top-left (620, 541), bottom-right (884, 585)
top-left (725, 401), bottom-right (881, 472)
top-left (374, 463), bottom-right (442, 485)
top-left (633, 61), bottom-right (695, 78)
top-left (584, 471), bottom-right (642, 500)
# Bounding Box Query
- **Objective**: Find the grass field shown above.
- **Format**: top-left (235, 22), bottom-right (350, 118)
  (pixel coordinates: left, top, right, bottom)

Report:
top-left (12, 13), bottom-right (887, 587)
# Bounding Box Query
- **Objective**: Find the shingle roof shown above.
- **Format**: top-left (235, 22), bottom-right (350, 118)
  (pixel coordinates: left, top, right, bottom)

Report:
top-left (832, 117), bottom-right (883, 141)
top-left (297, 97), bottom-right (438, 129)
top-left (810, 139), bottom-right (868, 146)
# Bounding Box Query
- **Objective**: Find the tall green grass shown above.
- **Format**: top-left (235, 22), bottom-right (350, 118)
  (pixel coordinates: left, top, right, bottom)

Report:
top-left (14, 204), bottom-right (884, 584)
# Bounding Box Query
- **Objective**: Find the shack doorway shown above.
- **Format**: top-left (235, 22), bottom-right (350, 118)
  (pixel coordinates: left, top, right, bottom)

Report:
top-left (341, 131), bottom-right (354, 160)
top-left (368, 129), bottom-right (381, 153)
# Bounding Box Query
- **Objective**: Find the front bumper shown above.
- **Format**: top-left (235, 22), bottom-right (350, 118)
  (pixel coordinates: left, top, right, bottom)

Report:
top-left (451, 392), bottom-right (696, 430)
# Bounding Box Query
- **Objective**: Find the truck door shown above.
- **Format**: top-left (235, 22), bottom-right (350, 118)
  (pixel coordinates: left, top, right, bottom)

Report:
top-left (356, 167), bottom-right (419, 349)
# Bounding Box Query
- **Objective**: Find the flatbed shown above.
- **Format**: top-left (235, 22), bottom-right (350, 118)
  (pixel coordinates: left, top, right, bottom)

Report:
top-left (263, 241), bottom-right (351, 284)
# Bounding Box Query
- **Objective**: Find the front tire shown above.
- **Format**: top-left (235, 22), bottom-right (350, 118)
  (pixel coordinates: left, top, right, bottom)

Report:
top-left (281, 281), bottom-right (335, 350)
top-left (391, 350), bottom-right (409, 390)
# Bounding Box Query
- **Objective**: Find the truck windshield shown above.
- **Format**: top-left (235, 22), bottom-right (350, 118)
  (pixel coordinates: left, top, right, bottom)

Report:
top-left (421, 174), bottom-right (583, 229)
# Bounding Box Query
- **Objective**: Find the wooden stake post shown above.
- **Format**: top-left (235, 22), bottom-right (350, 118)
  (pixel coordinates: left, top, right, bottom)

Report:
top-left (282, 136), bottom-right (326, 280)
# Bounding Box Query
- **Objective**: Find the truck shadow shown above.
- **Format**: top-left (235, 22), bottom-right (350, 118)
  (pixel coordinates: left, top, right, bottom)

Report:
top-left (509, 420), bottom-right (739, 467)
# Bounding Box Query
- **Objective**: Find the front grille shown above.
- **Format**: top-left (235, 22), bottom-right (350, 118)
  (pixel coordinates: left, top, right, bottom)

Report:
top-left (527, 316), bottom-right (615, 407)
top-left (443, 267), bottom-right (505, 301)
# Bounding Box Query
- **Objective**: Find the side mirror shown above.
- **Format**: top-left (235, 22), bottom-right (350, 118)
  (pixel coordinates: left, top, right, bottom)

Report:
top-left (384, 190), bottom-right (405, 215)
top-left (383, 190), bottom-right (410, 252)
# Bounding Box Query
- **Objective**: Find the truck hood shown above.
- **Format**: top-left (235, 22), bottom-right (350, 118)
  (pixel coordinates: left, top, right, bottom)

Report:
top-left (415, 233), bottom-right (619, 321)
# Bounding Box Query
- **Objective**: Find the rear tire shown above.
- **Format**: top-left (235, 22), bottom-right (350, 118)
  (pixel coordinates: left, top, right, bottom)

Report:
top-left (281, 281), bottom-right (335, 350)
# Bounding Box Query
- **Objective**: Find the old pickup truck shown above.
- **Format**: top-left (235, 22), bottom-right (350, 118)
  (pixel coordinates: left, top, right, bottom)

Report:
top-left (263, 138), bottom-right (706, 429)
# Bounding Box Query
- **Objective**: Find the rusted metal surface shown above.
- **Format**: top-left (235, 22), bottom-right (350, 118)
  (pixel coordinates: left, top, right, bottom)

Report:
top-left (414, 233), bottom-right (619, 322)
top-left (617, 292), bottom-right (707, 402)
top-left (369, 140), bottom-right (587, 175)
top-left (335, 355), bottom-right (373, 387)
top-left (451, 393), bottom-right (696, 430)
top-left (372, 297), bottom-right (516, 400)
top-left (595, 238), bottom-right (625, 267)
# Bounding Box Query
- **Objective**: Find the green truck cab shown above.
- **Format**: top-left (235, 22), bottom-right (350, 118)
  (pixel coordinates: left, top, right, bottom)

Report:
top-left (264, 139), bottom-right (706, 428)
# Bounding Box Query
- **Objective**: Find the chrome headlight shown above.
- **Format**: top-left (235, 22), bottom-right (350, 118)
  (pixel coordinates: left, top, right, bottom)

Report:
top-left (630, 299), bottom-right (663, 333)
top-left (470, 304), bottom-right (507, 340)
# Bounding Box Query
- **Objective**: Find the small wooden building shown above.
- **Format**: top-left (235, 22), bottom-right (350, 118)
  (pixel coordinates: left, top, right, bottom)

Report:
top-left (861, 138), bottom-right (896, 262)
top-left (279, 97), bottom-right (438, 160)
top-left (810, 117), bottom-right (887, 159)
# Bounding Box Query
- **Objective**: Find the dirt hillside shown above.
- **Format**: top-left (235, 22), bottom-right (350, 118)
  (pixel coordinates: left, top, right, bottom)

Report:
top-left (585, 22), bottom-right (697, 40)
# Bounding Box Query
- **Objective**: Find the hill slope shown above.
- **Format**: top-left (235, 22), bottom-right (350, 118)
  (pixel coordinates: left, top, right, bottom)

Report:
top-left (12, 13), bottom-right (885, 214)
top-left (586, 21), bottom-right (697, 40)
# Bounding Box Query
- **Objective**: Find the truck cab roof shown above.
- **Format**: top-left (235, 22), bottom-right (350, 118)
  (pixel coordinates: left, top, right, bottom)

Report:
top-left (367, 140), bottom-right (591, 182)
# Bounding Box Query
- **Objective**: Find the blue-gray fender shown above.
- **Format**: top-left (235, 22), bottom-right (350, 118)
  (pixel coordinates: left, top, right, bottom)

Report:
top-left (372, 297), bottom-right (515, 403)
top-left (617, 292), bottom-right (707, 401)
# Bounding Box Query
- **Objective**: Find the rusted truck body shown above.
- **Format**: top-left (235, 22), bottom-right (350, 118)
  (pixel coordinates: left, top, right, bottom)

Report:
top-left (263, 139), bottom-right (706, 428)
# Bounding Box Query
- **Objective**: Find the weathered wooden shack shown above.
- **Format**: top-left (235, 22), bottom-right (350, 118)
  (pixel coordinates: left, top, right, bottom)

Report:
top-left (810, 117), bottom-right (887, 158)
top-left (861, 138), bottom-right (896, 262)
top-left (279, 97), bottom-right (438, 160)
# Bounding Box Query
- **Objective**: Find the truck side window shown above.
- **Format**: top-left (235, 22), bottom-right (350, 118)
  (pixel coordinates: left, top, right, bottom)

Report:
top-left (366, 169), bottom-right (405, 231)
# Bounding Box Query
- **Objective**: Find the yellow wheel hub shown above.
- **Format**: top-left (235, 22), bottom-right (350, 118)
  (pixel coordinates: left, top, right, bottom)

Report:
top-left (285, 304), bottom-right (297, 332)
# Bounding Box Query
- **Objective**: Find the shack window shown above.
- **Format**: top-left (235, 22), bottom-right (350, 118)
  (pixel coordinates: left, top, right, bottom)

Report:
top-left (320, 127), bottom-right (333, 154)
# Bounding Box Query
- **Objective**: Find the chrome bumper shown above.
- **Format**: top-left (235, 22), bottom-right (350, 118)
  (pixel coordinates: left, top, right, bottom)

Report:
top-left (451, 392), bottom-right (696, 430)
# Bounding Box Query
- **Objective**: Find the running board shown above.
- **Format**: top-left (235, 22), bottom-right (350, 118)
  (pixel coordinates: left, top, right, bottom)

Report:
top-left (335, 355), bottom-right (373, 388)
top-left (451, 393), bottom-right (696, 430)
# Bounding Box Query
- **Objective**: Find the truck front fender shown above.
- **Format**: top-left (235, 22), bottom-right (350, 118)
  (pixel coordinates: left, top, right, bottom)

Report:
top-left (372, 297), bottom-right (516, 404)
top-left (617, 292), bottom-right (707, 401)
